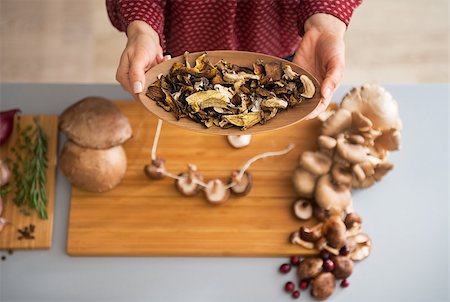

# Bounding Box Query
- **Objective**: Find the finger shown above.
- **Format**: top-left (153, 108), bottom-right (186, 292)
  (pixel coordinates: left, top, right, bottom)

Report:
top-left (304, 97), bottom-right (329, 120)
top-left (116, 52), bottom-right (132, 93)
top-left (321, 57), bottom-right (344, 105)
top-left (129, 52), bottom-right (150, 94)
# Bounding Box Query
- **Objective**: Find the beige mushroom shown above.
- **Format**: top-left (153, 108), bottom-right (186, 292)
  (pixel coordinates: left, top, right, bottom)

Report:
top-left (331, 164), bottom-right (353, 186)
top-left (348, 233), bottom-right (372, 261)
top-left (292, 168), bottom-right (318, 198)
top-left (229, 171), bottom-right (252, 196)
top-left (322, 108), bottom-right (352, 137)
top-left (227, 135), bottom-right (252, 149)
top-left (318, 135), bottom-right (337, 154)
top-left (336, 136), bottom-right (368, 164)
top-left (315, 174), bottom-right (352, 213)
top-left (59, 96), bottom-right (132, 149)
top-left (299, 151), bottom-right (332, 176)
top-left (351, 111), bottom-right (373, 133)
top-left (204, 179), bottom-right (230, 204)
top-left (293, 199), bottom-right (313, 220)
top-left (175, 164), bottom-right (203, 196)
top-left (290, 231), bottom-right (315, 249)
top-left (300, 75), bottom-right (316, 98)
top-left (60, 141), bottom-right (127, 192)
top-left (144, 158), bottom-right (166, 180)
top-left (375, 128), bottom-right (401, 151)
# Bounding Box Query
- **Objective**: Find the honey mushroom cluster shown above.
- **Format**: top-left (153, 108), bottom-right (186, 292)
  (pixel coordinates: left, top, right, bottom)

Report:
top-left (285, 84), bottom-right (402, 300)
top-left (59, 97), bottom-right (132, 192)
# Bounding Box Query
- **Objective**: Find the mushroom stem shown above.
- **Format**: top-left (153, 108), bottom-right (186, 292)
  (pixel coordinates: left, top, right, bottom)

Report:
top-left (151, 119), bottom-right (164, 161)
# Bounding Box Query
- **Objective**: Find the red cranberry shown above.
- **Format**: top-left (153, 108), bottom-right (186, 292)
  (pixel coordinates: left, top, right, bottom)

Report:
top-left (292, 290), bottom-right (300, 299)
top-left (299, 279), bottom-right (309, 290)
top-left (279, 263), bottom-right (292, 273)
top-left (324, 259), bottom-right (335, 272)
top-left (341, 279), bottom-right (350, 288)
top-left (290, 255), bottom-right (301, 266)
top-left (339, 246), bottom-right (350, 256)
top-left (285, 281), bottom-right (295, 293)
top-left (319, 250), bottom-right (330, 260)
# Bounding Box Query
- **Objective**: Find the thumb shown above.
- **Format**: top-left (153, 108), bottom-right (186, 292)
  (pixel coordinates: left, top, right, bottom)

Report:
top-left (128, 53), bottom-right (148, 94)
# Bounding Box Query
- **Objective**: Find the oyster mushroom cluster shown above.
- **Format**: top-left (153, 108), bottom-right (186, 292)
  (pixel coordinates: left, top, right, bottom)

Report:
top-left (147, 53), bottom-right (316, 130)
top-left (59, 97), bottom-right (132, 192)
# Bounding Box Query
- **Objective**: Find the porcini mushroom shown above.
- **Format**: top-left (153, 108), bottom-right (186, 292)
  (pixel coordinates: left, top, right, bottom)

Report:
top-left (311, 272), bottom-right (336, 300)
top-left (175, 164), bottom-right (203, 196)
top-left (204, 179), bottom-right (230, 204)
top-left (315, 174), bottom-right (352, 214)
top-left (298, 257), bottom-right (324, 280)
top-left (227, 135), bottom-right (252, 149)
top-left (59, 96), bottom-right (132, 149)
top-left (59, 141), bottom-right (127, 192)
top-left (293, 199), bottom-right (313, 220)
top-left (300, 75), bottom-right (315, 98)
top-left (229, 171), bottom-right (252, 196)
top-left (144, 158), bottom-right (166, 180)
top-left (299, 151), bottom-right (332, 176)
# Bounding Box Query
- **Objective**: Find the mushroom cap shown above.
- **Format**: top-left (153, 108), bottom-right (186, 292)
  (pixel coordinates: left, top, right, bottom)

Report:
top-left (59, 96), bottom-right (132, 149)
top-left (144, 158), bottom-right (166, 180)
top-left (60, 141), bottom-right (127, 192)
top-left (204, 179), bottom-right (230, 204)
top-left (322, 216), bottom-right (347, 249)
top-left (351, 111), bottom-right (373, 132)
top-left (311, 272), bottom-right (336, 300)
top-left (375, 128), bottom-right (401, 151)
top-left (331, 164), bottom-right (353, 186)
top-left (315, 174), bottom-right (352, 213)
top-left (348, 233), bottom-right (372, 261)
top-left (300, 224), bottom-right (322, 242)
top-left (318, 135), bottom-right (337, 150)
top-left (298, 257), bottom-right (324, 280)
top-left (300, 75), bottom-right (316, 98)
top-left (336, 136), bottom-right (368, 164)
top-left (227, 135), bottom-right (252, 149)
top-left (299, 151), bottom-right (332, 176)
top-left (331, 256), bottom-right (354, 279)
top-left (293, 199), bottom-right (313, 220)
top-left (341, 84), bottom-right (402, 131)
top-left (230, 171), bottom-right (252, 196)
top-left (175, 164), bottom-right (203, 196)
top-left (292, 168), bottom-right (318, 198)
top-left (344, 212), bottom-right (362, 229)
top-left (322, 108), bottom-right (352, 137)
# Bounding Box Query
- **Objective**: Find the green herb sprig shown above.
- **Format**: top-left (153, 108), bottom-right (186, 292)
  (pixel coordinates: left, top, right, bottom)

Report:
top-left (11, 117), bottom-right (49, 219)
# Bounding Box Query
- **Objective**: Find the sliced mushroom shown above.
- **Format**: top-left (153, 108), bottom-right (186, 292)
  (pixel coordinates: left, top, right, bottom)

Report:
top-left (300, 75), bottom-right (315, 98)
top-left (261, 97), bottom-right (288, 109)
top-left (315, 174), bottom-right (352, 214)
top-left (299, 151), bottom-right (332, 176)
top-left (175, 164), bottom-right (203, 196)
top-left (293, 199), bottom-right (313, 220)
top-left (227, 135), bottom-right (252, 148)
top-left (282, 65), bottom-right (298, 80)
top-left (144, 158), bottom-right (166, 180)
top-left (229, 171), bottom-right (252, 196)
top-left (204, 179), bottom-right (230, 204)
top-left (264, 62), bottom-right (283, 81)
top-left (348, 233), bottom-right (372, 261)
top-left (292, 168), bottom-right (318, 198)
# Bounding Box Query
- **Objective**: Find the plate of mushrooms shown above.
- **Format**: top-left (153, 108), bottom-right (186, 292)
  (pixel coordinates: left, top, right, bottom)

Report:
top-left (137, 51), bottom-right (321, 135)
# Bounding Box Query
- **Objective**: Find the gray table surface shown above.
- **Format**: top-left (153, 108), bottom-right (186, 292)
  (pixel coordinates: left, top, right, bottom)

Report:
top-left (0, 83), bottom-right (448, 302)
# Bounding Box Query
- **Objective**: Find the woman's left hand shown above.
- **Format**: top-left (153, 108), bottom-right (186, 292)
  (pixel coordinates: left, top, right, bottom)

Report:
top-left (293, 13), bottom-right (346, 119)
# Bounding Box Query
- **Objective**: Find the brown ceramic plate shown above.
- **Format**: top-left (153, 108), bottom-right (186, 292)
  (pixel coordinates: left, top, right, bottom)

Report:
top-left (137, 50), bottom-right (321, 136)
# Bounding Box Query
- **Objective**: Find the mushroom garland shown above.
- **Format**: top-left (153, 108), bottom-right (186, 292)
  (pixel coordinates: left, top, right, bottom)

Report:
top-left (284, 84), bottom-right (401, 300)
top-left (59, 97), bottom-right (132, 192)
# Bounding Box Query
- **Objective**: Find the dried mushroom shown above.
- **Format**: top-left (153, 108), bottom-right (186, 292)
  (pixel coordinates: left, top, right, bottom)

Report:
top-left (147, 53), bottom-right (316, 130)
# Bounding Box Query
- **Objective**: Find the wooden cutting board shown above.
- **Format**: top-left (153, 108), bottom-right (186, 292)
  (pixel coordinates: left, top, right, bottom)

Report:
top-left (67, 101), bottom-right (322, 256)
top-left (0, 115), bottom-right (58, 250)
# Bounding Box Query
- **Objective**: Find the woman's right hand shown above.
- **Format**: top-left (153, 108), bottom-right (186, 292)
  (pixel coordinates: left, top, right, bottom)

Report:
top-left (116, 21), bottom-right (165, 94)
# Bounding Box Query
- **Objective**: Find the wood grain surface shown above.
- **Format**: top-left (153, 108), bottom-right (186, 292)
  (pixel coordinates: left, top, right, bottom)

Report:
top-left (67, 100), bottom-right (323, 256)
top-left (0, 115), bottom-right (58, 250)
top-left (137, 51), bottom-right (321, 136)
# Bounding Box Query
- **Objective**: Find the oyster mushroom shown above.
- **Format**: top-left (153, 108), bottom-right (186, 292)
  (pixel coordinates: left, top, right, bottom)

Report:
top-left (341, 84), bottom-right (402, 131)
top-left (175, 164), bottom-right (204, 196)
top-left (351, 111), bottom-right (373, 132)
top-left (300, 75), bottom-right (315, 98)
top-left (336, 136), bottom-right (368, 164)
top-left (204, 179), bottom-right (230, 204)
top-left (315, 174), bottom-right (352, 213)
top-left (282, 65), bottom-right (298, 80)
top-left (293, 199), bottom-right (313, 220)
top-left (298, 257), bottom-right (324, 280)
top-left (322, 109), bottom-right (352, 137)
top-left (59, 96), bottom-right (132, 149)
top-left (330, 164), bottom-right (353, 186)
top-left (227, 135), bottom-right (252, 148)
top-left (229, 171), bottom-right (252, 196)
top-left (331, 256), bottom-right (354, 279)
top-left (292, 168), bottom-right (318, 198)
top-left (311, 272), bottom-right (336, 300)
top-left (374, 128), bottom-right (401, 151)
top-left (299, 151), bottom-right (332, 176)
top-left (144, 158), bottom-right (166, 180)
top-left (322, 215), bottom-right (347, 249)
top-left (318, 135), bottom-right (337, 152)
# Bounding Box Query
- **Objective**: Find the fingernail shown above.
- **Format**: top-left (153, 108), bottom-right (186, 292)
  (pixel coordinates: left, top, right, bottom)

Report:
top-left (133, 81), bottom-right (143, 94)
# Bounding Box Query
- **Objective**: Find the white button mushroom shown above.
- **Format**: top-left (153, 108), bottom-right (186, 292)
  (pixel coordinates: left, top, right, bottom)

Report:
top-left (226, 135), bottom-right (252, 149)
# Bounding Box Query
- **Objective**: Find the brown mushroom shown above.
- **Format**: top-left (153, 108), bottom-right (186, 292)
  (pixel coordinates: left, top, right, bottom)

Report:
top-left (204, 179), bottom-right (230, 204)
top-left (315, 174), bottom-right (352, 214)
top-left (322, 216), bottom-right (347, 249)
top-left (229, 171), bottom-right (252, 196)
top-left (290, 231), bottom-right (315, 249)
top-left (264, 62), bottom-right (283, 81)
top-left (299, 151), bottom-right (332, 176)
top-left (175, 164), bottom-right (203, 196)
top-left (298, 257), bottom-right (323, 280)
top-left (300, 224), bottom-right (323, 242)
top-left (331, 256), bottom-right (354, 279)
top-left (293, 199), bottom-right (313, 220)
top-left (344, 212), bottom-right (362, 229)
top-left (59, 96), bottom-right (132, 149)
top-left (59, 141), bottom-right (127, 192)
top-left (144, 158), bottom-right (166, 180)
top-left (311, 272), bottom-right (336, 300)
top-left (292, 168), bottom-right (318, 198)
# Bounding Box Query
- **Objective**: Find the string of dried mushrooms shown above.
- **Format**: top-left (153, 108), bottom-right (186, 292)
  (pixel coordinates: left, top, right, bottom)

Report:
top-left (146, 53), bottom-right (316, 130)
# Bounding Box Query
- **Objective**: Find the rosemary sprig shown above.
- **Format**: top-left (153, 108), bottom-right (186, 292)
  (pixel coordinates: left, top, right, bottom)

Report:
top-left (11, 118), bottom-right (49, 219)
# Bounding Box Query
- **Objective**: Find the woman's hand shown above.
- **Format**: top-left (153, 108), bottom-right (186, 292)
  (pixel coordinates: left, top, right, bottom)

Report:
top-left (293, 14), bottom-right (346, 119)
top-left (116, 21), bottom-right (165, 94)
